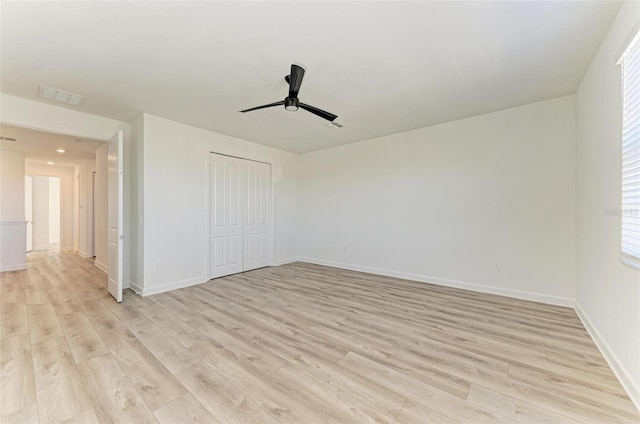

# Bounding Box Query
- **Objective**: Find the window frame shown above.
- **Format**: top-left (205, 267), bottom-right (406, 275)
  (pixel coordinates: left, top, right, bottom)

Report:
top-left (618, 28), bottom-right (640, 271)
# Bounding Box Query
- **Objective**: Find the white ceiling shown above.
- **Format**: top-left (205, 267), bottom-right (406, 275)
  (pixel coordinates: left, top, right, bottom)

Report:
top-left (0, 124), bottom-right (104, 167)
top-left (0, 1), bottom-right (620, 154)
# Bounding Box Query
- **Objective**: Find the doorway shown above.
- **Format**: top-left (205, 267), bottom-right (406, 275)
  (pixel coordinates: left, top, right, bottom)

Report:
top-left (26, 175), bottom-right (61, 251)
top-left (209, 152), bottom-right (273, 279)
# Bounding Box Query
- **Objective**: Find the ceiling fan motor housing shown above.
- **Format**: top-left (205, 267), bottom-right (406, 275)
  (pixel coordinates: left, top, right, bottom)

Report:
top-left (285, 97), bottom-right (299, 111)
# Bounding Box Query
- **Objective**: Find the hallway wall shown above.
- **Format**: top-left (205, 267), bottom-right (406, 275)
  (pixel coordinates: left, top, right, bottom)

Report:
top-left (95, 144), bottom-right (108, 272)
top-left (77, 159), bottom-right (96, 257)
top-left (31, 176), bottom-right (49, 250)
top-left (0, 149), bottom-right (26, 271)
top-left (48, 177), bottom-right (60, 244)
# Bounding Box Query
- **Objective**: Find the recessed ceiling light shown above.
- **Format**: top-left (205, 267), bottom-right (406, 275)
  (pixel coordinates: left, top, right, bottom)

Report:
top-left (47, 161), bottom-right (54, 165)
top-left (38, 85), bottom-right (86, 107)
top-left (56, 148), bottom-right (65, 153)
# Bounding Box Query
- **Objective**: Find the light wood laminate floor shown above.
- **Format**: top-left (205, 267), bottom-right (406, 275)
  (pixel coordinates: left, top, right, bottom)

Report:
top-left (1, 250), bottom-right (638, 423)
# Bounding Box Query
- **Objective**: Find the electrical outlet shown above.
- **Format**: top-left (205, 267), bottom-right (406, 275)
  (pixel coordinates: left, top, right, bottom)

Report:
top-left (492, 260), bottom-right (501, 271)
top-left (344, 246), bottom-right (350, 253)
top-left (154, 260), bottom-right (160, 270)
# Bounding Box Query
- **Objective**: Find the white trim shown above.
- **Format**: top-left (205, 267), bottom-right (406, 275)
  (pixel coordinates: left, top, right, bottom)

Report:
top-left (615, 19), bottom-right (640, 65)
top-left (0, 263), bottom-right (27, 272)
top-left (130, 280), bottom-right (143, 295)
top-left (78, 250), bottom-right (90, 258)
top-left (140, 275), bottom-right (209, 297)
top-left (621, 255), bottom-right (640, 271)
top-left (298, 257), bottom-right (574, 307)
top-left (274, 257), bottom-right (298, 266)
top-left (575, 302), bottom-right (640, 412)
top-left (32, 245), bottom-right (49, 251)
top-left (61, 246), bottom-right (73, 252)
top-left (94, 260), bottom-right (108, 273)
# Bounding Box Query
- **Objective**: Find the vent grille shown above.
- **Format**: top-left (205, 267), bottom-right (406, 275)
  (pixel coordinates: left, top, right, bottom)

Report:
top-left (0, 136), bottom-right (17, 142)
top-left (38, 85), bottom-right (85, 107)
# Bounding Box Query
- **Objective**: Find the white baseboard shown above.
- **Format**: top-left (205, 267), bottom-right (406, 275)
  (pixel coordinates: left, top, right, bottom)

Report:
top-left (94, 260), bottom-right (108, 274)
top-left (274, 257), bottom-right (299, 266)
top-left (78, 251), bottom-right (90, 258)
top-left (32, 245), bottom-right (49, 251)
top-left (575, 302), bottom-right (640, 412)
top-left (297, 257), bottom-right (574, 307)
top-left (130, 280), bottom-right (143, 295)
top-left (61, 246), bottom-right (73, 252)
top-left (141, 275), bottom-right (209, 297)
top-left (0, 263), bottom-right (27, 272)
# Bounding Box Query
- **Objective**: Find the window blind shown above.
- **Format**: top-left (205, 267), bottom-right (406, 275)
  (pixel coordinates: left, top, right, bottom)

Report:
top-left (621, 33), bottom-right (640, 267)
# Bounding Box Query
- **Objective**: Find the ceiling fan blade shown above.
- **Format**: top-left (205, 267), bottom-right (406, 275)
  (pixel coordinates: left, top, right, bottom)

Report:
top-left (240, 100), bottom-right (284, 113)
top-left (288, 64), bottom-right (305, 98)
top-left (299, 103), bottom-right (338, 122)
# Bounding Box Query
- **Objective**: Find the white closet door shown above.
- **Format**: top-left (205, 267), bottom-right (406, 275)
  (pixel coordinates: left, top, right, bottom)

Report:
top-left (243, 161), bottom-right (271, 271)
top-left (210, 154), bottom-right (244, 278)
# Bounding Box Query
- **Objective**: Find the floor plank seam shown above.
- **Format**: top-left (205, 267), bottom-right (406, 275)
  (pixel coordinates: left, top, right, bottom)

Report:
top-left (394, 398), bottom-right (408, 419)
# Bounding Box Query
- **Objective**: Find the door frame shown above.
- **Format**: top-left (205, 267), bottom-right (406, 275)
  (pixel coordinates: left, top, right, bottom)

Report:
top-left (1, 120), bottom-right (125, 296)
top-left (206, 151), bottom-right (275, 279)
top-left (26, 174), bottom-right (63, 251)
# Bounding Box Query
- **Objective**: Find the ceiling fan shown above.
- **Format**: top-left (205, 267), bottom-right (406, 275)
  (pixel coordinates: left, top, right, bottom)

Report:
top-left (240, 64), bottom-right (338, 122)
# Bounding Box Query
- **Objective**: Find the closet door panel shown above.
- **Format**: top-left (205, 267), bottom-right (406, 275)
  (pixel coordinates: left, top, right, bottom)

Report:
top-left (210, 155), bottom-right (244, 278)
top-left (244, 161), bottom-right (271, 271)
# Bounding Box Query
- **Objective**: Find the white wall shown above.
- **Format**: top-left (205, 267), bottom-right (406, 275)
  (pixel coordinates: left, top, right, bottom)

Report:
top-left (575, 1), bottom-right (640, 409)
top-left (74, 167), bottom-right (79, 251)
top-left (130, 115), bottom-right (144, 289)
top-left (1, 93), bottom-right (127, 141)
top-left (31, 176), bottom-right (49, 250)
top-left (139, 114), bottom-right (299, 295)
top-left (25, 164), bottom-right (75, 251)
top-left (48, 177), bottom-right (60, 244)
top-left (0, 149), bottom-right (26, 271)
top-left (76, 159), bottom-right (96, 257)
top-left (25, 176), bottom-right (32, 252)
top-left (0, 149), bottom-right (25, 221)
top-left (95, 143), bottom-right (108, 272)
top-left (299, 96), bottom-right (576, 306)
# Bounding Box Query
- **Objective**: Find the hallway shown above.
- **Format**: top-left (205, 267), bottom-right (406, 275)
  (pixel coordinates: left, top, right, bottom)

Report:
top-left (1, 250), bottom-right (120, 423)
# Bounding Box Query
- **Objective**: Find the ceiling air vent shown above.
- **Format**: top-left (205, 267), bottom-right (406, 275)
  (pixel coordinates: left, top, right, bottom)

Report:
top-left (38, 85), bottom-right (85, 107)
top-left (325, 121), bottom-right (344, 129)
top-left (0, 136), bottom-right (17, 142)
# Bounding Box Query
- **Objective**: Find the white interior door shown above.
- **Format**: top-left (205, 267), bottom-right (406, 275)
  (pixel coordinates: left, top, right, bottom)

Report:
top-left (107, 130), bottom-right (124, 302)
top-left (210, 154), bottom-right (244, 278)
top-left (25, 176), bottom-right (33, 252)
top-left (210, 153), bottom-right (272, 279)
top-left (244, 161), bottom-right (271, 271)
